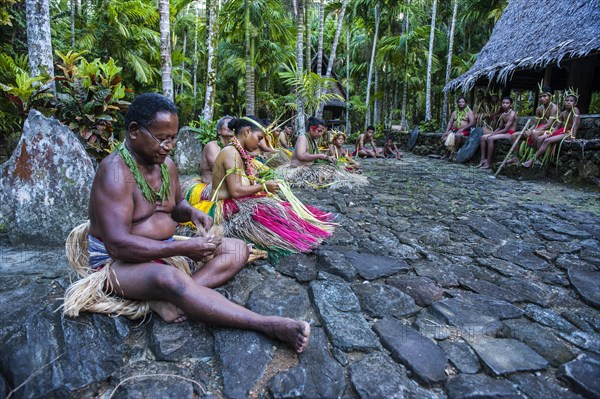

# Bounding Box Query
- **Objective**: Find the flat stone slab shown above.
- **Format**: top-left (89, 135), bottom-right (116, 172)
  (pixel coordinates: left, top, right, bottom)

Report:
top-left (310, 275), bottom-right (379, 352)
top-left (450, 292), bottom-right (525, 319)
top-left (316, 250), bottom-right (356, 282)
top-left (460, 279), bottom-right (525, 303)
top-left (274, 253), bottom-right (317, 282)
top-left (502, 318), bottom-right (576, 367)
top-left (569, 269), bottom-right (600, 308)
top-left (467, 218), bottom-right (514, 241)
top-left (438, 341), bottom-right (481, 374)
top-left (469, 338), bottom-right (548, 375)
top-left (446, 374), bottom-right (521, 399)
top-left (493, 241), bottom-right (549, 270)
top-left (558, 353), bottom-right (600, 399)
top-left (387, 275), bottom-right (444, 307)
top-left (374, 318), bottom-right (447, 385)
top-left (352, 281), bottom-right (419, 319)
top-left (431, 298), bottom-right (503, 338)
top-left (524, 304), bottom-right (577, 332)
top-left (344, 251), bottom-right (410, 280)
top-left (509, 374), bottom-right (585, 399)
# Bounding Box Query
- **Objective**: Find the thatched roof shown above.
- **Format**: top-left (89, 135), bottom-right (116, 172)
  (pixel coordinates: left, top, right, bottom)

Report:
top-left (445, 0), bottom-right (600, 92)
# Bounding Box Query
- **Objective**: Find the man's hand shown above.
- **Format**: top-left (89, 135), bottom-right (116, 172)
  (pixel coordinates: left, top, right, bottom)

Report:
top-left (190, 210), bottom-right (213, 231)
top-left (185, 236), bottom-right (218, 261)
top-left (264, 180), bottom-right (280, 193)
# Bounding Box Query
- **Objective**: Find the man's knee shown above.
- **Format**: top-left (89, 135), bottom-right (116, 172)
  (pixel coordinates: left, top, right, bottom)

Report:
top-left (220, 237), bottom-right (250, 265)
top-left (151, 267), bottom-right (190, 298)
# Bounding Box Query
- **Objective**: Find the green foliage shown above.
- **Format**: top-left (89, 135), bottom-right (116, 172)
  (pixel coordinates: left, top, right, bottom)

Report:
top-left (54, 50), bottom-right (131, 161)
top-left (189, 117), bottom-right (217, 145)
top-left (418, 119), bottom-right (439, 133)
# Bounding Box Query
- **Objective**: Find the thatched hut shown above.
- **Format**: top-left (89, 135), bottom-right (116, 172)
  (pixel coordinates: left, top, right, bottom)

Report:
top-left (311, 55), bottom-right (347, 124)
top-left (444, 0), bottom-right (600, 113)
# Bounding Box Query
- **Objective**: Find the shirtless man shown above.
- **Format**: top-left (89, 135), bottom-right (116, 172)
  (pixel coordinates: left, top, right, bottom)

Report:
top-left (88, 93), bottom-right (309, 352)
top-left (279, 123), bottom-right (294, 150)
top-left (383, 136), bottom-right (403, 159)
top-left (478, 96), bottom-right (517, 169)
top-left (441, 96), bottom-right (475, 156)
top-left (355, 126), bottom-right (383, 158)
top-left (524, 86), bottom-right (559, 149)
top-left (487, 93), bottom-right (502, 128)
top-left (522, 93), bottom-right (580, 168)
top-left (199, 115), bottom-right (233, 184)
top-left (291, 116), bottom-right (335, 166)
top-left (473, 90), bottom-right (488, 127)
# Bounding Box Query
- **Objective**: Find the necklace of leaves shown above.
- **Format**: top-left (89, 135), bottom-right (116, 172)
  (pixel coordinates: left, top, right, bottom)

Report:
top-left (118, 143), bottom-right (171, 204)
top-left (456, 106), bottom-right (470, 126)
top-left (305, 133), bottom-right (319, 154)
top-left (229, 136), bottom-right (256, 184)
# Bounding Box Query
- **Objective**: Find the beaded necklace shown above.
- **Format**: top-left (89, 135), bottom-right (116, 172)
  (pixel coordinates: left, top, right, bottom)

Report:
top-left (118, 143), bottom-right (171, 204)
top-left (230, 136), bottom-right (256, 184)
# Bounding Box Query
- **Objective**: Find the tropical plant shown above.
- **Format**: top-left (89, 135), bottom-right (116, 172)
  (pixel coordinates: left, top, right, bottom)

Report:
top-left (189, 116), bottom-right (217, 145)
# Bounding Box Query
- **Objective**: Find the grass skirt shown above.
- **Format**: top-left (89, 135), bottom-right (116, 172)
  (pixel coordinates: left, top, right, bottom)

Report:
top-left (275, 163), bottom-right (368, 189)
top-left (62, 221), bottom-right (195, 320)
top-left (214, 193), bottom-right (334, 259)
top-left (257, 149), bottom-right (292, 168)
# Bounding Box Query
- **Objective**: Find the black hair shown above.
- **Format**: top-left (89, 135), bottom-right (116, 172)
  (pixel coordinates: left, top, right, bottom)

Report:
top-left (502, 96), bottom-right (513, 103)
top-left (125, 92), bottom-right (178, 128)
top-left (262, 118), bottom-right (273, 127)
top-left (366, 125), bottom-right (375, 131)
top-left (541, 86), bottom-right (553, 95)
top-left (306, 116), bottom-right (326, 131)
top-left (228, 115), bottom-right (264, 135)
top-left (457, 96), bottom-right (467, 102)
top-left (284, 122), bottom-right (293, 128)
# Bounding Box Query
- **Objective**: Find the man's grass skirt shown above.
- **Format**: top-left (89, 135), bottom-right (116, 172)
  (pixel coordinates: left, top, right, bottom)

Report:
top-left (275, 163), bottom-right (368, 189)
top-left (62, 221), bottom-right (196, 320)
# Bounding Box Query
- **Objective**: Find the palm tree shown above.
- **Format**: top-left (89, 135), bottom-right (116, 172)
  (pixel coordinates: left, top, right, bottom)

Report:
top-left (424, 0), bottom-right (437, 121)
top-left (316, 0), bottom-right (325, 78)
top-left (202, 0), bottom-right (218, 121)
top-left (364, 3), bottom-right (380, 128)
top-left (441, 0), bottom-right (458, 128)
top-left (26, 0), bottom-right (55, 92)
top-left (244, 0), bottom-right (255, 115)
top-left (295, 0), bottom-right (305, 133)
top-left (159, 0), bottom-right (174, 100)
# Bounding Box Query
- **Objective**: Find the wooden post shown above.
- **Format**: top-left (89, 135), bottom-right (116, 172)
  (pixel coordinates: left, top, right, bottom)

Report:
top-left (567, 55), bottom-right (596, 114)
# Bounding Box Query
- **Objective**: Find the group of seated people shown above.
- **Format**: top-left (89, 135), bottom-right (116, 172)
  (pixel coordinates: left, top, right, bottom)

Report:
top-left (441, 86), bottom-right (580, 168)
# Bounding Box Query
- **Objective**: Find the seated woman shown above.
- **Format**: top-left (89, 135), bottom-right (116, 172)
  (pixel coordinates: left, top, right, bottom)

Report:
top-left (192, 116), bottom-right (334, 259)
top-left (522, 92), bottom-right (580, 168)
top-left (277, 117), bottom-right (368, 189)
top-left (184, 115), bottom-right (232, 214)
top-left (328, 131), bottom-right (360, 171)
top-left (251, 119), bottom-right (292, 168)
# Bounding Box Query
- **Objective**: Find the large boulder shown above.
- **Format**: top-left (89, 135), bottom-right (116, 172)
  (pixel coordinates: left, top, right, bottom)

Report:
top-left (0, 110), bottom-right (94, 245)
top-left (172, 126), bottom-right (203, 175)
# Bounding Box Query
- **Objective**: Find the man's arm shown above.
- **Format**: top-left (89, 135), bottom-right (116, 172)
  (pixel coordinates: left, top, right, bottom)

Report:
top-left (295, 135), bottom-right (327, 162)
top-left (571, 107), bottom-right (580, 138)
top-left (202, 142), bottom-right (220, 173)
top-left (537, 105), bottom-right (558, 131)
top-left (170, 159), bottom-right (212, 229)
top-left (279, 132), bottom-right (289, 149)
top-left (444, 112), bottom-right (456, 136)
top-left (494, 112), bottom-right (515, 134)
top-left (259, 139), bottom-right (278, 153)
top-left (92, 160), bottom-right (211, 262)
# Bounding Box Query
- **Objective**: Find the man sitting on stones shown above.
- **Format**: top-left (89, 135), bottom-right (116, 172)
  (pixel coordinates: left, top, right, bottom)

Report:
top-left (291, 116), bottom-right (335, 166)
top-left (473, 90), bottom-right (488, 128)
top-left (383, 136), bottom-right (403, 159)
top-left (279, 123), bottom-right (294, 150)
top-left (184, 116), bottom-right (233, 211)
top-left (441, 96), bottom-right (475, 158)
top-left (478, 96), bottom-right (517, 169)
top-left (354, 126), bottom-right (383, 158)
top-left (62, 93), bottom-right (310, 353)
top-left (522, 91), bottom-right (580, 168)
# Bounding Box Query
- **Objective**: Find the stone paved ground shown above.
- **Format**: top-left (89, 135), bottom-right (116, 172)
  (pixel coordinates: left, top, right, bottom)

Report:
top-left (1, 154), bottom-right (600, 398)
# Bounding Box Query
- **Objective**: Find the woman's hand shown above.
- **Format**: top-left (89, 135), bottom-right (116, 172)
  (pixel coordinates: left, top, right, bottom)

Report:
top-left (190, 209), bottom-right (213, 230)
top-left (264, 180), bottom-right (280, 193)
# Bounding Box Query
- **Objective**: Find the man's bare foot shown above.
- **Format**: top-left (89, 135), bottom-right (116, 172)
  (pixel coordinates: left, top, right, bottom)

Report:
top-left (506, 157), bottom-right (519, 165)
top-left (266, 317), bottom-right (311, 353)
top-left (522, 159), bottom-right (533, 168)
top-left (150, 300), bottom-right (187, 323)
top-left (480, 161), bottom-right (490, 169)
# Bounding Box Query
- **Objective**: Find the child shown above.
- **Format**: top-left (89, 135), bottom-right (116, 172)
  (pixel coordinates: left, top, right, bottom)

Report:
top-left (383, 136), bottom-right (403, 159)
top-left (328, 131), bottom-right (360, 171)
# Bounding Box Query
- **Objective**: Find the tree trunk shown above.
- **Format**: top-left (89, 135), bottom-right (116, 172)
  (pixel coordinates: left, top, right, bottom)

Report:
top-left (26, 0), bottom-right (55, 92)
top-left (305, 2), bottom-right (311, 73)
top-left (364, 4), bottom-right (380, 128)
top-left (373, 67), bottom-right (380, 126)
top-left (179, 29), bottom-right (187, 95)
top-left (441, 0), bottom-right (458, 129)
top-left (244, 0), bottom-right (255, 115)
top-left (193, 4), bottom-right (199, 115)
top-left (316, 0), bottom-right (324, 77)
top-left (295, 0), bottom-right (306, 134)
top-left (425, 0), bottom-right (437, 121)
top-left (202, 0), bottom-right (218, 121)
top-left (316, 0), bottom-right (349, 119)
top-left (401, 0), bottom-right (410, 128)
top-left (345, 23), bottom-right (350, 134)
top-left (159, 0), bottom-right (173, 101)
top-left (70, 0), bottom-right (75, 50)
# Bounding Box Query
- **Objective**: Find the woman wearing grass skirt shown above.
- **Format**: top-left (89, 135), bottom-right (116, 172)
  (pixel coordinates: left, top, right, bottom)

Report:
top-left (191, 115), bottom-right (335, 259)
